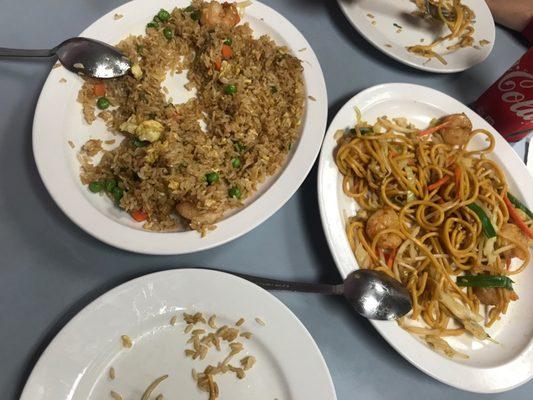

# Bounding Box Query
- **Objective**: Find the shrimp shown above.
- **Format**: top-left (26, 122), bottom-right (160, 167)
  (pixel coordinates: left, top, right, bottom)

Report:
top-left (365, 207), bottom-right (402, 250)
top-left (439, 113), bottom-right (472, 146)
top-left (500, 223), bottom-right (528, 260)
top-left (176, 202), bottom-right (222, 225)
top-left (200, 1), bottom-right (240, 29)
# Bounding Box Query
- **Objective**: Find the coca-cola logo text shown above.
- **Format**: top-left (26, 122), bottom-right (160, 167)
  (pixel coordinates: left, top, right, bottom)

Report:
top-left (497, 71), bottom-right (533, 121)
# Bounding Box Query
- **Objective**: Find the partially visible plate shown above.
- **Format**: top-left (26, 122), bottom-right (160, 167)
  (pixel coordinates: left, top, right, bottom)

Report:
top-left (337, 0), bottom-right (495, 73)
top-left (33, 0), bottom-right (327, 254)
top-left (317, 83), bottom-right (533, 392)
top-left (20, 269), bottom-right (336, 400)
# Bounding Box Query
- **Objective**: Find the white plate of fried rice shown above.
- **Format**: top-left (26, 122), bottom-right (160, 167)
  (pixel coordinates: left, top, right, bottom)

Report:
top-left (20, 269), bottom-right (337, 400)
top-left (33, 0), bottom-right (327, 254)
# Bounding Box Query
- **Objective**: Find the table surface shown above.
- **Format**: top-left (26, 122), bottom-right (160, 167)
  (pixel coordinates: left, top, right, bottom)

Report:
top-left (0, 0), bottom-right (530, 399)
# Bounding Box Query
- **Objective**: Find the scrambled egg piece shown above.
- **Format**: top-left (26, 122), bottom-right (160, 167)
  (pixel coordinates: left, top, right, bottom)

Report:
top-left (136, 120), bottom-right (164, 142)
top-left (119, 116), bottom-right (164, 143)
top-left (131, 64), bottom-right (143, 80)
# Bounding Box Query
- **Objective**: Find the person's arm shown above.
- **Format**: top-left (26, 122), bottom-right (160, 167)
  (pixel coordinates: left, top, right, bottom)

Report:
top-left (485, 0), bottom-right (533, 32)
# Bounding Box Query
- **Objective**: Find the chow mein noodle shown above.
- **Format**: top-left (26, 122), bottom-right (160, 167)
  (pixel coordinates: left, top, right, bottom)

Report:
top-left (335, 111), bottom-right (532, 358)
top-left (408, 0), bottom-right (475, 65)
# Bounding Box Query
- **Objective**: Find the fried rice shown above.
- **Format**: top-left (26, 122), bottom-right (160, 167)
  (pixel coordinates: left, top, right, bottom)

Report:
top-left (78, 0), bottom-right (305, 233)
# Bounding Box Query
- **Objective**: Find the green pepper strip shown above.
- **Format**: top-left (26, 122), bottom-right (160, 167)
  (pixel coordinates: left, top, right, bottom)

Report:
top-left (467, 203), bottom-right (496, 238)
top-left (456, 275), bottom-right (514, 290)
top-left (506, 192), bottom-right (533, 219)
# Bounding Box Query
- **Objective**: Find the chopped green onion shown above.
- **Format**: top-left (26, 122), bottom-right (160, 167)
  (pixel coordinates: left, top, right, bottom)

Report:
top-left (467, 203), bottom-right (497, 238)
top-left (223, 38), bottom-right (233, 45)
top-left (270, 85), bottom-right (278, 94)
top-left (190, 9), bottom-right (201, 21)
top-left (457, 275), bottom-right (514, 290)
top-left (184, 5), bottom-right (194, 12)
top-left (133, 137), bottom-right (149, 147)
top-left (111, 186), bottom-right (123, 203)
top-left (234, 141), bottom-right (245, 152)
top-left (506, 192), bottom-right (533, 219)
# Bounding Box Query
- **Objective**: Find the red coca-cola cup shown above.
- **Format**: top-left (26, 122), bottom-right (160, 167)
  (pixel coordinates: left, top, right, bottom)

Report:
top-left (473, 47), bottom-right (533, 142)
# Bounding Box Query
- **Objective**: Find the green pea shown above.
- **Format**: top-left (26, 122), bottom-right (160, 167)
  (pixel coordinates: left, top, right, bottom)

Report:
top-left (228, 187), bottom-right (241, 199)
top-left (105, 178), bottom-right (117, 192)
top-left (190, 10), bottom-right (201, 21)
top-left (96, 97), bottom-right (110, 110)
top-left (223, 38), bottom-right (233, 46)
top-left (153, 15), bottom-right (162, 23)
top-left (184, 5), bottom-right (194, 12)
top-left (157, 9), bottom-right (171, 22)
top-left (231, 157), bottom-right (241, 168)
top-left (163, 27), bottom-right (173, 40)
top-left (112, 186), bottom-right (124, 203)
top-left (146, 21), bottom-right (158, 29)
top-left (205, 172), bottom-right (219, 185)
top-left (224, 84), bottom-right (237, 95)
top-left (89, 181), bottom-right (103, 193)
top-left (133, 137), bottom-right (149, 147)
top-left (270, 85), bottom-right (278, 94)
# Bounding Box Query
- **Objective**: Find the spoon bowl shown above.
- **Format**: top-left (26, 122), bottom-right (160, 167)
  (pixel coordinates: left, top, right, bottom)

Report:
top-left (343, 269), bottom-right (412, 320)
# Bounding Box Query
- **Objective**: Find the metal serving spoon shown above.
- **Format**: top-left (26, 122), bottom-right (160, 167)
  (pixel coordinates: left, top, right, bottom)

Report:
top-left (0, 37), bottom-right (131, 78)
top-left (233, 269), bottom-right (412, 320)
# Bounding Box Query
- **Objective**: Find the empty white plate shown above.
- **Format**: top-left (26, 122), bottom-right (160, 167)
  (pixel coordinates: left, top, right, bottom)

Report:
top-left (337, 0), bottom-right (495, 73)
top-left (317, 83), bottom-right (533, 392)
top-left (32, 0), bottom-right (327, 254)
top-left (20, 269), bottom-right (336, 400)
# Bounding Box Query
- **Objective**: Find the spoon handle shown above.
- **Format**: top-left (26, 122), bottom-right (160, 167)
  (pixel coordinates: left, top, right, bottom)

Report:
top-left (230, 271), bottom-right (344, 295)
top-left (0, 47), bottom-right (55, 57)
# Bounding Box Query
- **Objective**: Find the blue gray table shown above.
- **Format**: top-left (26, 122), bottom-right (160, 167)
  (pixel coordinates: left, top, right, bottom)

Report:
top-left (0, 0), bottom-right (530, 399)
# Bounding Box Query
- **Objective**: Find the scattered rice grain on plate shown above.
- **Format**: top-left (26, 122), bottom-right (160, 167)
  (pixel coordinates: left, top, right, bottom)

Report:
top-left (235, 318), bottom-right (245, 327)
top-left (114, 13), bottom-right (124, 20)
top-left (208, 315), bottom-right (217, 329)
top-left (68, 140), bottom-right (75, 149)
top-left (240, 355), bottom-right (256, 370)
top-left (110, 390), bottom-right (123, 400)
top-left (240, 331), bottom-right (253, 339)
top-left (371, 20), bottom-right (377, 26)
top-left (170, 315), bottom-right (178, 326)
top-left (308, 95), bottom-right (316, 101)
top-left (298, 47), bottom-right (307, 52)
top-left (367, 13), bottom-right (375, 18)
top-left (255, 317), bottom-right (266, 326)
top-left (141, 375), bottom-right (168, 400)
top-left (121, 334), bottom-right (133, 348)
top-left (184, 324), bottom-right (193, 333)
top-left (73, 63), bottom-right (85, 69)
top-left (384, 44), bottom-right (392, 48)
top-left (479, 39), bottom-right (490, 46)
top-left (59, 78), bottom-right (67, 83)
top-left (109, 366), bottom-right (116, 380)
top-left (104, 139), bottom-right (116, 145)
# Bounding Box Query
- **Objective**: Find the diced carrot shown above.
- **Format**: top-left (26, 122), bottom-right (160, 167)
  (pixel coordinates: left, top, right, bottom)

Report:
top-left (505, 256), bottom-right (511, 269)
top-left (386, 248), bottom-right (397, 269)
top-left (214, 58), bottom-right (222, 71)
top-left (504, 195), bottom-right (533, 239)
top-left (418, 120), bottom-right (451, 136)
top-left (221, 44), bottom-right (233, 59)
top-left (454, 164), bottom-right (461, 199)
top-left (427, 175), bottom-right (450, 191)
top-left (130, 210), bottom-right (148, 222)
top-left (93, 82), bottom-right (106, 97)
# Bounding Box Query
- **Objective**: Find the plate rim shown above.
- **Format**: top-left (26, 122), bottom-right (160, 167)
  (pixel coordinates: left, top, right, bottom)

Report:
top-left (336, 0), bottom-right (495, 73)
top-left (317, 82), bottom-right (533, 393)
top-left (32, 0), bottom-right (328, 255)
top-left (20, 268), bottom-right (337, 400)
